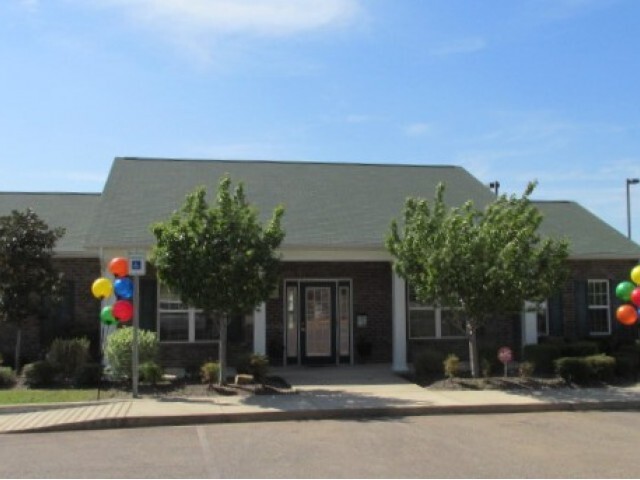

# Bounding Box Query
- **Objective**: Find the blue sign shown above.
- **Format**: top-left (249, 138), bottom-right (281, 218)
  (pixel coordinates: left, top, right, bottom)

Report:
top-left (128, 255), bottom-right (146, 276)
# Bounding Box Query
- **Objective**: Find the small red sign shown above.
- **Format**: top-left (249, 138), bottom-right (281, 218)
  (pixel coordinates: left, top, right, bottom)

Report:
top-left (498, 346), bottom-right (513, 364)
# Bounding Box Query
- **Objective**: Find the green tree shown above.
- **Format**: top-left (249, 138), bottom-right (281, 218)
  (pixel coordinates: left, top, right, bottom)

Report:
top-left (387, 182), bottom-right (569, 377)
top-left (0, 209), bottom-right (64, 371)
top-left (151, 176), bottom-right (285, 385)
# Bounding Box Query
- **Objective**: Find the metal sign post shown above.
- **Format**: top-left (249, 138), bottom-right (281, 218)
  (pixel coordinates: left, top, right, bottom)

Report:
top-left (129, 255), bottom-right (146, 398)
top-left (498, 346), bottom-right (513, 378)
top-left (132, 275), bottom-right (140, 397)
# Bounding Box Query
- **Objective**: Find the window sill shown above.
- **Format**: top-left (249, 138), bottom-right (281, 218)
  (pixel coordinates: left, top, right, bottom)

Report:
top-left (409, 337), bottom-right (466, 341)
top-left (159, 340), bottom-right (220, 345)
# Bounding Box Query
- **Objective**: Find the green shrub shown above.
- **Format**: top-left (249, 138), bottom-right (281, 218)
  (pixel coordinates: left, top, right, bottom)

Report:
top-left (555, 355), bottom-right (616, 384)
top-left (104, 328), bottom-right (159, 380)
top-left (518, 361), bottom-right (535, 378)
top-left (0, 366), bottom-right (16, 388)
top-left (481, 358), bottom-right (492, 378)
top-left (561, 341), bottom-right (599, 357)
top-left (234, 353), bottom-right (252, 375)
top-left (235, 352), bottom-right (270, 378)
top-left (479, 345), bottom-right (502, 375)
top-left (586, 354), bottom-right (615, 382)
top-left (414, 350), bottom-right (447, 379)
top-left (443, 354), bottom-right (460, 379)
top-left (613, 353), bottom-right (639, 379)
top-left (47, 337), bottom-right (90, 379)
top-left (201, 361), bottom-right (220, 386)
top-left (247, 354), bottom-right (269, 382)
top-left (555, 357), bottom-right (591, 383)
top-left (73, 363), bottom-right (103, 387)
top-left (616, 343), bottom-right (640, 363)
top-left (524, 344), bottom-right (562, 374)
top-left (139, 361), bottom-right (164, 385)
top-left (23, 361), bottom-right (59, 387)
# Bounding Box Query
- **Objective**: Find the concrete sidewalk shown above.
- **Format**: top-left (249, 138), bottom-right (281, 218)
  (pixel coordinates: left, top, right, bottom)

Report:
top-left (2, 365), bottom-right (640, 434)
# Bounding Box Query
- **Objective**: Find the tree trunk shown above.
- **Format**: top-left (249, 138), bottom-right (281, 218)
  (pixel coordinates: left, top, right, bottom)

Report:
top-left (467, 321), bottom-right (480, 378)
top-left (14, 328), bottom-right (22, 373)
top-left (218, 315), bottom-right (227, 386)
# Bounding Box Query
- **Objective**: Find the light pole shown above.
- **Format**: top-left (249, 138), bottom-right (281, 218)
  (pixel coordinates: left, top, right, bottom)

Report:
top-left (627, 178), bottom-right (639, 239)
top-left (489, 181), bottom-right (500, 196)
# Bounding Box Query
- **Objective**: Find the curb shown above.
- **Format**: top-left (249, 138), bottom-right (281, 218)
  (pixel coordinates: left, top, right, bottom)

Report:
top-left (6, 400), bottom-right (640, 434)
top-left (0, 399), bottom-right (128, 415)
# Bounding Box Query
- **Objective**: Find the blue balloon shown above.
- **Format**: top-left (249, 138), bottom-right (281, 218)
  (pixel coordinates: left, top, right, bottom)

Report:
top-left (114, 277), bottom-right (134, 299)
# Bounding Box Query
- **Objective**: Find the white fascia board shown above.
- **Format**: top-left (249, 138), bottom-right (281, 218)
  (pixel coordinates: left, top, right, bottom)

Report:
top-left (569, 254), bottom-right (640, 261)
top-left (96, 244), bottom-right (393, 262)
top-left (53, 250), bottom-right (100, 259)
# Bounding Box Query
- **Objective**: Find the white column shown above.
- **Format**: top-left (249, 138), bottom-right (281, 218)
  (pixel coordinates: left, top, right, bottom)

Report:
top-left (522, 301), bottom-right (539, 346)
top-left (253, 302), bottom-right (267, 355)
top-left (392, 272), bottom-right (408, 372)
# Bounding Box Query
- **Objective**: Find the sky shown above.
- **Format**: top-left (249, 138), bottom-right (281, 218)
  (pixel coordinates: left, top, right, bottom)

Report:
top-left (1, 0), bottom-right (640, 237)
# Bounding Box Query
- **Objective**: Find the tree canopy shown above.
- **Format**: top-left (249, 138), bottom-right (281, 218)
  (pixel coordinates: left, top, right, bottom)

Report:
top-left (0, 209), bottom-right (65, 369)
top-left (386, 182), bottom-right (569, 376)
top-left (150, 175), bottom-right (285, 383)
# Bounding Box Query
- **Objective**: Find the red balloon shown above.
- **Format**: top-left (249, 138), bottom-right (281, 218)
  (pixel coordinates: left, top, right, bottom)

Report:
top-left (631, 288), bottom-right (640, 307)
top-left (616, 304), bottom-right (637, 326)
top-left (113, 300), bottom-right (133, 322)
top-left (108, 257), bottom-right (129, 278)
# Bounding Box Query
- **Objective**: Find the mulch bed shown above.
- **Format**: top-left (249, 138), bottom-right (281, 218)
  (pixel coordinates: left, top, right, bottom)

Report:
top-left (423, 376), bottom-right (567, 391)
top-left (133, 375), bottom-right (296, 398)
top-left (418, 375), bottom-right (638, 390)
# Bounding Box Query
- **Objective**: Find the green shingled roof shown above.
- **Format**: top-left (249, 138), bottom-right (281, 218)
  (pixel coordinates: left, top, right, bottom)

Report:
top-left (534, 201), bottom-right (640, 259)
top-left (0, 192), bottom-right (101, 255)
top-left (86, 157), bottom-right (497, 249)
top-left (84, 157), bottom-right (640, 260)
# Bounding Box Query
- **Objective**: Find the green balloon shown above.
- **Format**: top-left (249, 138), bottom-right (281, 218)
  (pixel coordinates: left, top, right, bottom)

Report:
top-left (100, 306), bottom-right (117, 325)
top-left (616, 281), bottom-right (635, 302)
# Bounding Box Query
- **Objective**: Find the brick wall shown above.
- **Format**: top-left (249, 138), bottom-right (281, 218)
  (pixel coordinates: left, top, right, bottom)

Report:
top-left (560, 259), bottom-right (638, 344)
top-left (408, 314), bottom-right (522, 363)
top-left (0, 256), bottom-right (101, 366)
top-left (54, 257), bottom-right (102, 341)
top-left (266, 261), bottom-right (393, 366)
top-left (159, 343), bottom-right (219, 371)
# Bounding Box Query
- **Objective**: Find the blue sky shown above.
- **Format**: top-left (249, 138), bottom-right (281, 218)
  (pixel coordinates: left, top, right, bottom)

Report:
top-left (1, 0), bottom-right (639, 237)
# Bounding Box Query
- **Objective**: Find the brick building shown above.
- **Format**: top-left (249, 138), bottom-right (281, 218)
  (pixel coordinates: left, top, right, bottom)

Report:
top-left (0, 193), bottom-right (101, 365)
top-left (2, 158), bottom-right (639, 372)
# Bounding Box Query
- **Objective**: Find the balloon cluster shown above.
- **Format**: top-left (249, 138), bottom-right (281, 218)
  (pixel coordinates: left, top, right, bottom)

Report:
top-left (91, 257), bottom-right (134, 325)
top-left (615, 265), bottom-right (640, 326)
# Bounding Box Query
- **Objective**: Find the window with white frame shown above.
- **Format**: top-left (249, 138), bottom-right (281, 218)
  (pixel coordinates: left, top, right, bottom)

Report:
top-left (587, 279), bottom-right (611, 335)
top-left (407, 286), bottom-right (465, 339)
top-left (158, 283), bottom-right (218, 343)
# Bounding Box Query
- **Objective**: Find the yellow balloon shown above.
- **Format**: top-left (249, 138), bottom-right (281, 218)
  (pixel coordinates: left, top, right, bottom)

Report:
top-left (91, 277), bottom-right (113, 299)
top-left (631, 266), bottom-right (640, 285)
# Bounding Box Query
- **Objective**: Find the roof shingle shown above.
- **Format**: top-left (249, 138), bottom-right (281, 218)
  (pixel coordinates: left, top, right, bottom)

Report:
top-left (0, 192), bottom-right (101, 254)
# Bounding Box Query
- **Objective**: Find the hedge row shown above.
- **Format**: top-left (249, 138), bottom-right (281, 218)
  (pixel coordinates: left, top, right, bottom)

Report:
top-left (555, 355), bottom-right (616, 384)
top-left (523, 341), bottom-right (600, 374)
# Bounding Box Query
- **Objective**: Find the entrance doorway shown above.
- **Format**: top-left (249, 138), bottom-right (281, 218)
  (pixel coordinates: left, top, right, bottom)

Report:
top-left (284, 280), bottom-right (352, 365)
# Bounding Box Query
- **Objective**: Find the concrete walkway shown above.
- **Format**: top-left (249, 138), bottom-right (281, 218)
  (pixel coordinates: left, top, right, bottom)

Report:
top-left (2, 365), bottom-right (640, 434)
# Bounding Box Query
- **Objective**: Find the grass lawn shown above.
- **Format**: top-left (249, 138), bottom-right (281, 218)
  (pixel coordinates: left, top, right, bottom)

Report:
top-left (0, 388), bottom-right (124, 405)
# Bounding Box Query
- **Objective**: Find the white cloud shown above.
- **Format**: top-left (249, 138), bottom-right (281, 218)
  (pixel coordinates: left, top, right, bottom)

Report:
top-left (89, 0), bottom-right (362, 37)
top-left (429, 37), bottom-right (487, 56)
top-left (404, 122), bottom-right (433, 137)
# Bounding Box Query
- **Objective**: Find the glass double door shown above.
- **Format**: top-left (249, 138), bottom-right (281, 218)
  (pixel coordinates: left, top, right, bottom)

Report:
top-left (285, 281), bottom-right (351, 365)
